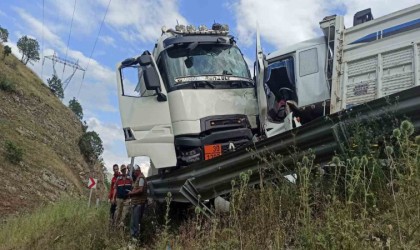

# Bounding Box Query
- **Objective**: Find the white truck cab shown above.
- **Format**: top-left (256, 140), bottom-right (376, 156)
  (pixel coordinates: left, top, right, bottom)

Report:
top-left (256, 35), bottom-right (331, 138)
top-left (116, 24), bottom-right (258, 173)
top-left (255, 4), bottom-right (420, 138)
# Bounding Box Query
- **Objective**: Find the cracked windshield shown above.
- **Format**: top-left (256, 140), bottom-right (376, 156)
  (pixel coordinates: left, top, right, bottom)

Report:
top-left (162, 44), bottom-right (250, 86)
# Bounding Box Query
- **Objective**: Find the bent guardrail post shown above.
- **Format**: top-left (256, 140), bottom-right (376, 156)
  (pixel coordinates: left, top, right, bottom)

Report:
top-left (180, 178), bottom-right (215, 218)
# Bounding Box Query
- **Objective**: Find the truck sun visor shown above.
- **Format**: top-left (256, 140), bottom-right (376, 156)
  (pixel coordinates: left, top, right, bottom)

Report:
top-left (163, 35), bottom-right (232, 49)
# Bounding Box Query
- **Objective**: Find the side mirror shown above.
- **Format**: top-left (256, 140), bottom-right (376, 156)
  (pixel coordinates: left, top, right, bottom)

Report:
top-left (121, 57), bottom-right (137, 67)
top-left (139, 53), bottom-right (167, 102)
top-left (138, 54), bottom-right (152, 66)
top-left (144, 66), bottom-right (160, 90)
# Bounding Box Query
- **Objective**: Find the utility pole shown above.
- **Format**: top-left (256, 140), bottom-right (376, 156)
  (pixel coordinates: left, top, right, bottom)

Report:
top-left (42, 52), bottom-right (86, 90)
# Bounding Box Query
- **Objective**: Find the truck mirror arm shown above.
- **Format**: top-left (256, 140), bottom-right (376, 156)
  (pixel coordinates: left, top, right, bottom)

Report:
top-left (156, 88), bottom-right (167, 102)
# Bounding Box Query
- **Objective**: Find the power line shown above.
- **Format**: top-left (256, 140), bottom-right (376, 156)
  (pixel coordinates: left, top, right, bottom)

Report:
top-left (40, 0), bottom-right (45, 81)
top-left (77, 0), bottom-right (112, 98)
top-left (62, 0), bottom-right (77, 79)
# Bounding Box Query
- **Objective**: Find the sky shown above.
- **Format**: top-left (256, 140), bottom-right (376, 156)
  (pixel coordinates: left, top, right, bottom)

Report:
top-left (0, 0), bottom-right (418, 173)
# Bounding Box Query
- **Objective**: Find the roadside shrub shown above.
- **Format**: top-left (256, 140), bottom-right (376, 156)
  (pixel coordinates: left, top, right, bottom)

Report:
top-left (5, 140), bottom-right (23, 164)
top-left (3, 45), bottom-right (12, 59)
top-left (0, 75), bottom-right (16, 92)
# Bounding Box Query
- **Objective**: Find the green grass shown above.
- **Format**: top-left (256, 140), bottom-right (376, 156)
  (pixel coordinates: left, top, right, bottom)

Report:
top-left (0, 121), bottom-right (418, 249)
top-left (0, 198), bottom-right (127, 250)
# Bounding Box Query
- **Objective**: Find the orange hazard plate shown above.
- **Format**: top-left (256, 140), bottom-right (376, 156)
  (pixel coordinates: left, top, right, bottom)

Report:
top-left (204, 144), bottom-right (222, 160)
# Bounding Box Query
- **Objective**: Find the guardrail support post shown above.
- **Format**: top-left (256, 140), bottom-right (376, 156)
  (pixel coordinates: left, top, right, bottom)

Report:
top-left (180, 179), bottom-right (215, 218)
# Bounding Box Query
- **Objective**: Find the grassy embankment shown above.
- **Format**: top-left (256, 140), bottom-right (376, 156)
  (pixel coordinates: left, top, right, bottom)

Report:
top-left (155, 119), bottom-right (420, 249)
top-left (1, 120), bottom-right (418, 249)
top-left (0, 198), bottom-right (120, 249)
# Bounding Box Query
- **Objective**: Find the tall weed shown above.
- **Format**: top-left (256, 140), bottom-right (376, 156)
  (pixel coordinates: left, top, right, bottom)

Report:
top-left (154, 120), bottom-right (419, 249)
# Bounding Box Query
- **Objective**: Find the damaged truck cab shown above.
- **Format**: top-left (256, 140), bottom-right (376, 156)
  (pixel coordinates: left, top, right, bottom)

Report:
top-left (255, 5), bottom-right (420, 138)
top-left (116, 24), bottom-right (258, 174)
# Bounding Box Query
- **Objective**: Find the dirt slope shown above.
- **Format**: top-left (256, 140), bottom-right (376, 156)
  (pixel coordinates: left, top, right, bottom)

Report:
top-left (0, 45), bottom-right (107, 218)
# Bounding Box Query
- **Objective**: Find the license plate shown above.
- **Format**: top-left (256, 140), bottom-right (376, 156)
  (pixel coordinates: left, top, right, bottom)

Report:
top-left (204, 144), bottom-right (222, 160)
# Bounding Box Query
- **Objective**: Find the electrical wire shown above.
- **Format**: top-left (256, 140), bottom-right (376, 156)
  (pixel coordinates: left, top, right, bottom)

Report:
top-left (77, 0), bottom-right (112, 98)
top-left (40, 0), bottom-right (45, 81)
top-left (62, 0), bottom-right (77, 79)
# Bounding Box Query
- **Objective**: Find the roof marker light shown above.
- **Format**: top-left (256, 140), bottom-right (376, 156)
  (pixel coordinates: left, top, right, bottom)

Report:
top-left (198, 25), bottom-right (208, 31)
top-left (186, 25), bottom-right (196, 32)
top-left (175, 24), bottom-right (186, 32)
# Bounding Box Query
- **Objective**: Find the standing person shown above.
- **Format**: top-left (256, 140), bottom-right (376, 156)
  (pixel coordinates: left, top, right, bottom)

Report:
top-left (128, 164), bottom-right (148, 241)
top-left (112, 164), bottom-right (133, 228)
top-left (109, 164), bottom-right (120, 225)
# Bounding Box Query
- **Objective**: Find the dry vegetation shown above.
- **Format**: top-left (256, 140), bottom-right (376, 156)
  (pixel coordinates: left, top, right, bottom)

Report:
top-left (154, 120), bottom-right (420, 249)
top-left (0, 44), bottom-right (106, 218)
top-left (1, 43), bottom-right (419, 249)
top-left (0, 198), bottom-right (125, 250)
top-left (0, 119), bottom-right (417, 249)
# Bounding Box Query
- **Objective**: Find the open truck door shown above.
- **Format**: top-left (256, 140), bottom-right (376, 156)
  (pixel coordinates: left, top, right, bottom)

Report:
top-left (255, 27), bottom-right (268, 135)
top-left (116, 51), bottom-right (176, 169)
top-left (255, 28), bottom-right (297, 138)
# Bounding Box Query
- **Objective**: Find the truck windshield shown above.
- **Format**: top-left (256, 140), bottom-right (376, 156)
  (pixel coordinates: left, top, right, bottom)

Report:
top-left (160, 44), bottom-right (251, 89)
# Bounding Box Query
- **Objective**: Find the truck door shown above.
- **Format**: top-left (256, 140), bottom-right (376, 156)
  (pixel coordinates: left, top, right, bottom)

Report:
top-left (295, 45), bottom-right (330, 107)
top-left (256, 31), bottom-right (295, 137)
top-left (255, 29), bottom-right (268, 134)
top-left (116, 53), bottom-right (176, 169)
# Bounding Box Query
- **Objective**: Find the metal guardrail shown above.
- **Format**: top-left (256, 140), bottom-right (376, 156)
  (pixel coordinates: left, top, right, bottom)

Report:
top-left (148, 86), bottom-right (420, 205)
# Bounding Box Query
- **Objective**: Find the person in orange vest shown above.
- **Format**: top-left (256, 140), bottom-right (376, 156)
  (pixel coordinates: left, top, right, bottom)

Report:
top-left (108, 164), bottom-right (120, 225)
top-left (128, 164), bottom-right (148, 241)
top-left (112, 164), bottom-right (133, 228)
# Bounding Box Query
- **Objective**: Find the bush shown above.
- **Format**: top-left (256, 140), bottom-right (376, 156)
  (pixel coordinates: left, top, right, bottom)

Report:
top-left (5, 140), bottom-right (23, 164)
top-left (3, 45), bottom-right (12, 59)
top-left (0, 76), bottom-right (16, 92)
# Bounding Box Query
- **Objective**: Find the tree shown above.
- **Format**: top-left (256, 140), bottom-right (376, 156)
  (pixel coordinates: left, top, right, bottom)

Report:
top-left (79, 131), bottom-right (104, 164)
top-left (3, 45), bottom-right (11, 59)
top-left (47, 74), bottom-right (64, 99)
top-left (69, 97), bottom-right (83, 120)
top-left (0, 26), bottom-right (8, 43)
top-left (17, 35), bottom-right (40, 65)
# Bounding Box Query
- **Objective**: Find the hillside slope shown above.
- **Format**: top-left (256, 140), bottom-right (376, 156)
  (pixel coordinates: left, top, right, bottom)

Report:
top-left (0, 45), bottom-right (107, 217)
